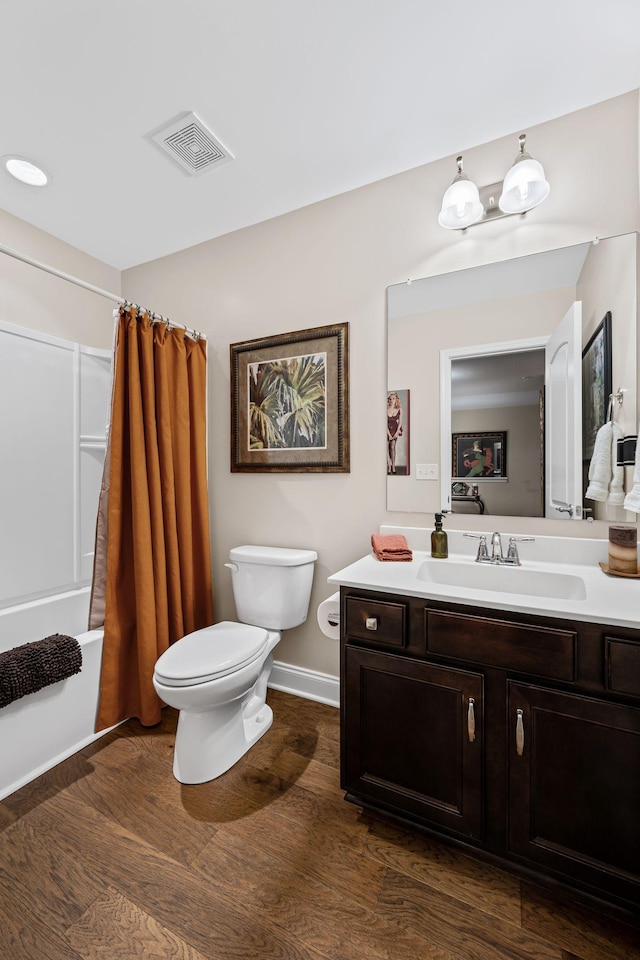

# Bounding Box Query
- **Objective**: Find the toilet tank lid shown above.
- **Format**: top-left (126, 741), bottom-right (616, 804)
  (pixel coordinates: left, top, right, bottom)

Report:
top-left (229, 545), bottom-right (317, 566)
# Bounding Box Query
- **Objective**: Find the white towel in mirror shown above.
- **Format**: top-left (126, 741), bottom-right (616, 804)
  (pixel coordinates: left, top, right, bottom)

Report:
top-left (586, 422), bottom-right (623, 503)
top-left (623, 433), bottom-right (640, 513)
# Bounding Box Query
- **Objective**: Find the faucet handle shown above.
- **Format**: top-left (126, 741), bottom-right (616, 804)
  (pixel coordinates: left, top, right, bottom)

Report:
top-left (506, 536), bottom-right (535, 564)
top-left (463, 532), bottom-right (489, 562)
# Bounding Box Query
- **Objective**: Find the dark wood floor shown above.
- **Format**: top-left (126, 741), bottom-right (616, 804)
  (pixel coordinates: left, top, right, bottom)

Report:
top-left (0, 689), bottom-right (638, 960)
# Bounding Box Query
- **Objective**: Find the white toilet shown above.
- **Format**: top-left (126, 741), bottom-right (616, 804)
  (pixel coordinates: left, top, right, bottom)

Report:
top-left (153, 544), bottom-right (317, 784)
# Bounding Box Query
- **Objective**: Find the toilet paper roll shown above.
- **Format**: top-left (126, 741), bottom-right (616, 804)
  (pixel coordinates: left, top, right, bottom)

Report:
top-left (317, 592), bottom-right (340, 640)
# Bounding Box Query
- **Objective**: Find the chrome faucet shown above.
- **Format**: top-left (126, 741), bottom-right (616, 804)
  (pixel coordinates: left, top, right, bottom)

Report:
top-left (490, 531), bottom-right (504, 562)
top-left (464, 532), bottom-right (535, 565)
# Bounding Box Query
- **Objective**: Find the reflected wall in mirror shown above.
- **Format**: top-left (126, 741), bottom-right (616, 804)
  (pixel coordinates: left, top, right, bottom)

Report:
top-left (451, 349), bottom-right (544, 517)
top-left (387, 232), bottom-right (638, 523)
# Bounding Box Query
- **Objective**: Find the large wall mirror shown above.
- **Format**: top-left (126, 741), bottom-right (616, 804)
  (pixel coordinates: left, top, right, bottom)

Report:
top-left (387, 232), bottom-right (638, 523)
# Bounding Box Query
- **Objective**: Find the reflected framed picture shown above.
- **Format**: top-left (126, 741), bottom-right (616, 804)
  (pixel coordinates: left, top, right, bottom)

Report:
top-left (387, 389), bottom-right (409, 476)
top-left (230, 322), bottom-right (349, 472)
top-left (582, 311), bottom-right (612, 461)
top-left (452, 432), bottom-right (507, 480)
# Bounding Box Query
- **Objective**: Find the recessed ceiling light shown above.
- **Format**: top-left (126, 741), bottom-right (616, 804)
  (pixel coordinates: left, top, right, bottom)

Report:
top-left (3, 156), bottom-right (49, 186)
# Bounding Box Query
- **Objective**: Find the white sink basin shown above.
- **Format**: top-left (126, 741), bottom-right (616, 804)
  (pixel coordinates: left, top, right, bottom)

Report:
top-left (417, 558), bottom-right (587, 601)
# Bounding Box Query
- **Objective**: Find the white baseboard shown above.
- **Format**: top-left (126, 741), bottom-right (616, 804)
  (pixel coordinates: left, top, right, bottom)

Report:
top-left (269, 660), bottom-right (340, 708)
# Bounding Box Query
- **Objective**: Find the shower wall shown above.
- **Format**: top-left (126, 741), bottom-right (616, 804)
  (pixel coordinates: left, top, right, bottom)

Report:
top-left (0, 319), bottom-right (111, 611)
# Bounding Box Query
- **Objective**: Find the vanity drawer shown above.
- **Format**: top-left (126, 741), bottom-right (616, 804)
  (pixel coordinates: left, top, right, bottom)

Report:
top-left (345, 596), bottom-right (407, 648)
top-left (425, 609), bottom-right (576, 681)
top-left (606, 637), bottom-right (640, 699)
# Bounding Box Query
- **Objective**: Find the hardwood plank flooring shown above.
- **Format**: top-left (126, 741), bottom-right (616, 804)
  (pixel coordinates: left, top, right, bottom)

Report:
top-left (66, 886), bottom-right (211, 960)
top-left (0, 689), bottom-right (637, 960)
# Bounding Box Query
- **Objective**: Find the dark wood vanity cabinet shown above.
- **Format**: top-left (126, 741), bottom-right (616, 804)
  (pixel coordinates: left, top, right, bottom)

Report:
top-left (343, 645), bottom-right (483, 838)
top-left (507, 682), bottom-right (640, 906)
top-left (340, 587), bottom-right (640, 914)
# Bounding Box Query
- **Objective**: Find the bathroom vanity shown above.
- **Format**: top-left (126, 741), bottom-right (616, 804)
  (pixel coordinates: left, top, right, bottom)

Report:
top-left (329, 534), bottom-right (640, 915)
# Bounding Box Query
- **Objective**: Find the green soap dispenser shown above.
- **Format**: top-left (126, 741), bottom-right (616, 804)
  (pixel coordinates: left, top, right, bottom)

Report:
top-left (431, 513), bottom-right (448, 559)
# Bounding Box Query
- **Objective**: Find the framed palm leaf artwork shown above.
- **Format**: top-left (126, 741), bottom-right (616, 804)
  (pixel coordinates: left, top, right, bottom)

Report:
top-left (230, 323), bottom-right (349, 472)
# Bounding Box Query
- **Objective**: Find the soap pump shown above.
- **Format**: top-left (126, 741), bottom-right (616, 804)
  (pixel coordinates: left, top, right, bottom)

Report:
top-left (431, 513), bottom-right (448, 559)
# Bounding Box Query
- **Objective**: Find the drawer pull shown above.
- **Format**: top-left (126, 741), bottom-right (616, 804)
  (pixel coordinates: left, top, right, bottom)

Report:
top-left (467, 698), bottom-right (476, 742)
top-left (365, 617), bottom-right (378, 631)
top-left (516, 708), bottom-right (525, 756)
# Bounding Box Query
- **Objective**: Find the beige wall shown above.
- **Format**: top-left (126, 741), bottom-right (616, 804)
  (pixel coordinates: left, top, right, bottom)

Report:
top-left (120, 91), bottom-right (640, 680)
top-left (0, 209), bottom-right (118, 348)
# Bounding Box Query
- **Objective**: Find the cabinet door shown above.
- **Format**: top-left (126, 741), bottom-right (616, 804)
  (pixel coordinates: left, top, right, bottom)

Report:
top-left (508, 682), bottom-right (640, 907)
top-left (343, 646), bottom-right (483, 839)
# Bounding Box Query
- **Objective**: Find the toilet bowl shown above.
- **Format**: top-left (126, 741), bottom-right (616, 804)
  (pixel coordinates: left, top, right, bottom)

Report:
top-left (153, 545), bottom-right (317, 784)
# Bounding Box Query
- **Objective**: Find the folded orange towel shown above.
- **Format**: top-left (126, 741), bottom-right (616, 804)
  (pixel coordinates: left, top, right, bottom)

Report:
top-left (371, 534), bottom-right (413, 562)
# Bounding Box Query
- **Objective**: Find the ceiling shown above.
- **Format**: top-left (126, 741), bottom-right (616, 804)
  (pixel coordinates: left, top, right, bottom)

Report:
top-left (2, 2), bottom-right (640, 270)
top-left (451, 351), bottom-right (545, 411)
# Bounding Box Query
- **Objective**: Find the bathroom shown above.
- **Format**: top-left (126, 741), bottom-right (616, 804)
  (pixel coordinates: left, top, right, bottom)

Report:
top-left (1, 5), bottom-right (640, 957)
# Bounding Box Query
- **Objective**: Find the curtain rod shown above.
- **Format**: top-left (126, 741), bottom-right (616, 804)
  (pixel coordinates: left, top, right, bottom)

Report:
top-left (0, 241), bottom-right (205, 341)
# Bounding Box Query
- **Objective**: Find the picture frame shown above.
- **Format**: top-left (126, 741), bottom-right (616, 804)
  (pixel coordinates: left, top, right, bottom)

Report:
top-left (230, 322), bottom-right (349, 472)
top-left (452, 432), bottom-right (507, 480)
top-left (387, 389), bottom-right (410, 476)
top-left (582, 310), bottom-right (612, 461)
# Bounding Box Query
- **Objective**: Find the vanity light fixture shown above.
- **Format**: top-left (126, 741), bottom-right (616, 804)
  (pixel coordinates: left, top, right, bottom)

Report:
top-left (437, 156), bottom-right (484, 230)
top-left (3, 155), bottom-right (49, 187)
top-left (499, 134), bottom-right (550, 214)
top-left (438, 133), bottom-right (549, 230)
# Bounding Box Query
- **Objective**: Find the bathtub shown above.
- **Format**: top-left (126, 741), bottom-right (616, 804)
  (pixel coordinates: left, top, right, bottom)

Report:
top-left (0, 587), bottom-right (111, 800)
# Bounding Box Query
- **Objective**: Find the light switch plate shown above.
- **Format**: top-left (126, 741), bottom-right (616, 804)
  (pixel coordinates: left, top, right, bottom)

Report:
top-left (416, 463), bottom-right (438, 480)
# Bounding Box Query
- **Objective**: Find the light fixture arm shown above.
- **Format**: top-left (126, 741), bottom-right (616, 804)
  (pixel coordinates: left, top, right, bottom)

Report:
top-left (513, 133), bottom-right (531, 164)
top-left (451, 155), bottom-right (471, 185)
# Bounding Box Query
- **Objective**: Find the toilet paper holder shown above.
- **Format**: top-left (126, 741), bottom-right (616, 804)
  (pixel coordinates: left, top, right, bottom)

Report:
top-left (317, 592), bottom-right (341, 640)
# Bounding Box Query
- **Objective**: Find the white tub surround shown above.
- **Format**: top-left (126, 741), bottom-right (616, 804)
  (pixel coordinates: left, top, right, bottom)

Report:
top-left (329, 527), bottom-right (639, 629)
top-left (0, 627), bottom-right (112, 800)
top-left (0, 588), bottom-right (115, 801)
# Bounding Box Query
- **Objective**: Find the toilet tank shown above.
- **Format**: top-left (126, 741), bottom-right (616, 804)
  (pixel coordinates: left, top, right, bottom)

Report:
top-left (227, 545), bottom-right (317, 630)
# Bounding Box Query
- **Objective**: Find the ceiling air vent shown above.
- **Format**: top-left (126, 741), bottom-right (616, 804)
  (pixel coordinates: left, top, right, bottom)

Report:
top-left (150, 112), bottom-right (234, 177)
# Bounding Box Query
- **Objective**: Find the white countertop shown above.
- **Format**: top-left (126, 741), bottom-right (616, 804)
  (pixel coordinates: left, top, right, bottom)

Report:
top-left (328, 529), bottom-right (640, 630)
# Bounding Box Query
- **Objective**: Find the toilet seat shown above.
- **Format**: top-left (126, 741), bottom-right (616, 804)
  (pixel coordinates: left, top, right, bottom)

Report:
top-left (154, 621), bottom-right (269, 687)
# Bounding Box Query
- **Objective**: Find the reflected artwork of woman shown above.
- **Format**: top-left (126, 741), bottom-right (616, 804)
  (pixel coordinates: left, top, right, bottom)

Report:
top-left (387, 391), bottom-right (403, 474)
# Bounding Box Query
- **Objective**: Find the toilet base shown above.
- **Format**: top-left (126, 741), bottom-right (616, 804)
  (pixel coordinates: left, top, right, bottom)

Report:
top-left (173, 701), bottom-right (274, 784)
top-left (171, 658), bottom-right (275, 784)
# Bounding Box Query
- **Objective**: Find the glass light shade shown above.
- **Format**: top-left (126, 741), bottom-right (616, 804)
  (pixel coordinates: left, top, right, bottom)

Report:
top-left (4, 157), bottom-right (48, 186)
top-left (438, 178), bottom-right (483, 230)
top-left (498, 157), bottom-right (549, 214)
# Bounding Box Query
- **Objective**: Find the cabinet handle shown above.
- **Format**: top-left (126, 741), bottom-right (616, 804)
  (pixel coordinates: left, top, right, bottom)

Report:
top-left (516, 708), bottom-right (525, 756)
top-left (467, 698), bottom-right (476, 742)
top-left (365, 617), bottom-right (378, 631)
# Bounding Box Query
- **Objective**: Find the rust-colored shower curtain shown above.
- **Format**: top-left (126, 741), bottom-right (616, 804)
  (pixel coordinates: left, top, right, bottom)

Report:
top-left (90, 306), bottom-right (213, 729)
